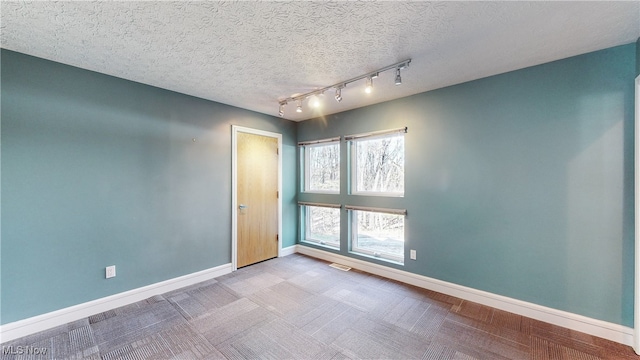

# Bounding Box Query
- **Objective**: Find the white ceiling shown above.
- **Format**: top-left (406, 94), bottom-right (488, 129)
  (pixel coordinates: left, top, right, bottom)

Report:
top-left (1, 1), bottom-right (639, 121)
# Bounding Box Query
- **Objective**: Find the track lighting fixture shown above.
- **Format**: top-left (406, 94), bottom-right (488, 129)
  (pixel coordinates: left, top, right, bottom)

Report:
top-left (308, 94), bottom-right (321, 108)
top-left (365, 73), bottom-right (378, 94)
top-left (365, 76), bottom-right (373, 94)
top-left (277, 59), bottom-right (410, 117)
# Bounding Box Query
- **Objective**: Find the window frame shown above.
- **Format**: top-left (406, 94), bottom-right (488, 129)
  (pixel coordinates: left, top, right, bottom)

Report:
top-left (347, 205), bottom-right (406, 264)
top-left (299, 202), bottom-right (341, 250)
top-left (347, 128), bottom-right (406, 197)
top-left (299, 137), bottom-right (341, 194)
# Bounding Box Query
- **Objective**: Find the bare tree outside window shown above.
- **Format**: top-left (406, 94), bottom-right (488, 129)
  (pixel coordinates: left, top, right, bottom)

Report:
top-left (304, 206), bottom-right (340, 248)
top-left (352, 210), bottom-right (404, 262)
top-left (306, 143), bottom-right (340, 192)
top-left (353, 134), bottom-right (404, 194)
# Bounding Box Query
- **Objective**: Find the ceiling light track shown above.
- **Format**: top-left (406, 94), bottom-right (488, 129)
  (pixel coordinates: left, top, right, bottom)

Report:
top-left (278, 59), bottom-right (411, 117)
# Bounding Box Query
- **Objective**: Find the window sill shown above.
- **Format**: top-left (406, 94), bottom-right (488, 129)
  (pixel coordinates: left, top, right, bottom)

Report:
top-left (350, 192), bottom-right (404, 197)
top-left (301, 239), bottom-right (340, 251)
top-left (303, 190), bottom-right (340, 195)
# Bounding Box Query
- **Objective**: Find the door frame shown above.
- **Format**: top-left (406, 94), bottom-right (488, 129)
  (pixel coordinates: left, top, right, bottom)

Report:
top-left (231, 125), bottom-right (283, 271)
top-left (634, 75), bottom-right (639, 354)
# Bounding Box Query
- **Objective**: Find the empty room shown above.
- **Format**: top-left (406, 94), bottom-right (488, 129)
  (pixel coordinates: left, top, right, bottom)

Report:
top-left (1, 1), bottom-right (640, 359)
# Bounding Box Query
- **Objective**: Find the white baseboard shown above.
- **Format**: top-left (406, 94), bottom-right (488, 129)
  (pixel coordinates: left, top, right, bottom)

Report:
top-left (280, 245), bottom-right (297, 257)
top-left (294, 245), bottom-right (634, 347)
top-left (0, 263), bottom-right (232, 344)
top-left (3, 247), bottom-right (634, 348)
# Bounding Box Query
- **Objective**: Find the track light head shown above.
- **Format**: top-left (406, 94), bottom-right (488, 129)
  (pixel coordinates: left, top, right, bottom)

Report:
top-left (308, 94), bottom-right (320, 108)
top-left (395, 68), bottom-right (402, 86)
top-left (335, 86), bottom-right (343, 102)
top-left (278, 102), bottom-right (285, 117)
top-left (296, 99), bottom-right (303, 113)
top-left (365, 76), bottom-right (374, 94)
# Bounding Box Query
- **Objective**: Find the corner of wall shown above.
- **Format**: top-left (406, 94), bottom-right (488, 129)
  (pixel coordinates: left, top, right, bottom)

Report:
top-left (636, 37), bottom-right (639, 77)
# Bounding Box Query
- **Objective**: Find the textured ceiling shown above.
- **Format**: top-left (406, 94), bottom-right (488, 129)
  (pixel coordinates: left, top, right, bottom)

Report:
top-left (1, 1), bottom-right (639, 121)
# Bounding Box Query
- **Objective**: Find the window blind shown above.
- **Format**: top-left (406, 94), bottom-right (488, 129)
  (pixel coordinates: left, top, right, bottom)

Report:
top-left (297, 137), bottom-right (341, 146)
top-left (344, 205), bottom-right (407, 215)
top-left (298, 202), bottom-right (342, 209)
top-left (344, 127), bottom-right (407, 141)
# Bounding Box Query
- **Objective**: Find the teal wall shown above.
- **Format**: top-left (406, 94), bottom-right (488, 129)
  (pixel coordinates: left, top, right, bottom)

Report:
top-left (0, 50), bottom-right (297, 324)
top-left (2, 42), bottom-right (636, 328)
top-left (636, 37), bottom-right (639, 76)
top-left (298, 43), bottom-right (636, 327)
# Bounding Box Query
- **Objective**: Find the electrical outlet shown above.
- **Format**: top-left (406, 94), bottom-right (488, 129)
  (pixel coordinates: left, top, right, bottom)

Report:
top-left (105, 265), bottom-right (116, 279)
top-left (410, 250), bottom-right (417, 260)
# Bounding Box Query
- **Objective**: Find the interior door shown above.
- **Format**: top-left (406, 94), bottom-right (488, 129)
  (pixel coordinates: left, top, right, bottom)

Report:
top-left (237, 132), bottom-right (279, 268)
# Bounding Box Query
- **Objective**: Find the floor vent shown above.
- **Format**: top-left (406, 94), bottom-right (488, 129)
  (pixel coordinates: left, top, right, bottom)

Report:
top-left (329, 263), bottom-right (351, 271)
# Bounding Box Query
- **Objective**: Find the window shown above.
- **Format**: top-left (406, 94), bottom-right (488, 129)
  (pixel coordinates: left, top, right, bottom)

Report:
top-left (300, 138), bottom-right (340, 193)
top-left (348, 130), bottom-right (404, 196)
top-left (298, 128), bottom-right (407, 264)
top-left (348, 207), bottom-right (405, 263)
top-left (300, 203), bottom-right (341, 249)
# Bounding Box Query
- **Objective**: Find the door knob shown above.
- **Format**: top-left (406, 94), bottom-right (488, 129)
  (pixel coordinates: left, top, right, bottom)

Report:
top-left (239, 204), bottom-right (248, 209)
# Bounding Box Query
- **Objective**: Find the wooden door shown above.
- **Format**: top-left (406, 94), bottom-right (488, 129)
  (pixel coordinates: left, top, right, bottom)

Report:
top-left (237, 132), bottom-right (279, 268)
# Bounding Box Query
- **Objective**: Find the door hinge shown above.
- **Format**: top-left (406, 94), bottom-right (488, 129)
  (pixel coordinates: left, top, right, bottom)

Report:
top-left (276, 234), bottom-right (279, 241)
top-left (276, 191), bottom-right (279, 198)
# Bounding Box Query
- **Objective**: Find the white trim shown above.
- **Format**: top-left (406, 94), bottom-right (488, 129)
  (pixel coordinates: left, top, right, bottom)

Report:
top-left (302, 190), bottom-right (341, 195)
top-left (0, 263), bottom-right (232, 344)
top-left (634, 74), bottom-right (640, 355)
top-left (231, 125), bottom-right (283, 271)
top-left (350, 191), bottom-right (405, 197)
top-left (295, 245), bottom-right (634, 347)
top-left (3, 245), bottom-right (633, 347)
top-left (280, 245), bottom-right (297, 257)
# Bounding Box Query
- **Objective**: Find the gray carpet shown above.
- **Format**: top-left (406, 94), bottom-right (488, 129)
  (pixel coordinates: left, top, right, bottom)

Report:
top-left (1, 254), bottom-right (636, 359)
